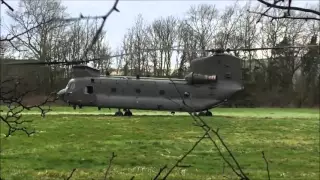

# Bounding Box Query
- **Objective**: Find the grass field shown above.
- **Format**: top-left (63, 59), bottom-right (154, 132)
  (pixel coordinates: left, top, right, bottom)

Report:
top-left (1, 105), bottom-right (319, 119)
top-left (0, 108), bottom-right (319, 180)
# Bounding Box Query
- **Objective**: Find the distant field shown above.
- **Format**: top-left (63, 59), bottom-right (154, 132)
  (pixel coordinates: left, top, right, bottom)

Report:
top-left (0, 108), bottom-right (319, 180)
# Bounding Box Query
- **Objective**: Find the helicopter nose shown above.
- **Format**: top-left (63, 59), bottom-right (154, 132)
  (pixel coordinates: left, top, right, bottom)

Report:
top-left (57, 88), bottom-right (66, 100)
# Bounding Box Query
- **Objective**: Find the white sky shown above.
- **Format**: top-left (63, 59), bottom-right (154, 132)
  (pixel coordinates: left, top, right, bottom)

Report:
top-left (0, 0), bottom-right (317, 69)
top-left (1, 0), bottom-right (315, 51)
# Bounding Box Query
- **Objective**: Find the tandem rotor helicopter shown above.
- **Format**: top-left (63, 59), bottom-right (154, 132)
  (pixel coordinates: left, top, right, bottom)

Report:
top-left (5, 45), bottom-right (319, 116)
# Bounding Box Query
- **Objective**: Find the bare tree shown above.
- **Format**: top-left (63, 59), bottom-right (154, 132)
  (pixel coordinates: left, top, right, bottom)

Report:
top-left (3, 0), bottom-right (69, 92)
top-left (145, 16), bottom-right (178, 76)
top-left (215, 2), bottom-right (247, 57)
top-left (184, 4), bottom-right (219, 56)
top-left (0, 0), bottom-right (120, 138)
top-left (5, 0), bottom-right (68, 59)
top-left (120, 14), bottom-right (150, 76)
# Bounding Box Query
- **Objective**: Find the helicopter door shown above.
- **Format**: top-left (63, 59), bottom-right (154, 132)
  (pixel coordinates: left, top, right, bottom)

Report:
top-left (83, 84), bottom-right (97, 106)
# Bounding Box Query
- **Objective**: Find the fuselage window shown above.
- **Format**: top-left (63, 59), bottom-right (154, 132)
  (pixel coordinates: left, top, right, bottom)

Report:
top-left (136, 89), bottom-right (141, 94)
top-left (85, 86), bottom-right (93, 94)
top-left (111, 88), bottom-right (116, 93)
top-left (159, 90), bottom-right (165, 95)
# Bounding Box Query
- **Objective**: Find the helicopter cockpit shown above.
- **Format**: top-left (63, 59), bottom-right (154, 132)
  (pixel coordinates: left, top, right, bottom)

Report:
top-left (57, 78), bottom-right (76, 101)
top-left (66, 79), bottom-right (76, 91)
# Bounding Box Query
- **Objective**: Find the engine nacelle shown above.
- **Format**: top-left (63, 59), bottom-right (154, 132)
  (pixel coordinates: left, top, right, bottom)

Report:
top-left (185, 72), bottom-right (217, 85)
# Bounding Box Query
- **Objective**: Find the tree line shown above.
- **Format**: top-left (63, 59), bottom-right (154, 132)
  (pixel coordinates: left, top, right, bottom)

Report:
top-left (1, 0), bottom-right (319, 107)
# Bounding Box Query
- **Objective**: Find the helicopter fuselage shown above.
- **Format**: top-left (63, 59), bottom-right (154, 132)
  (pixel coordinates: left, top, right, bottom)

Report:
top-left (57, 76), bottom-right (243, 112)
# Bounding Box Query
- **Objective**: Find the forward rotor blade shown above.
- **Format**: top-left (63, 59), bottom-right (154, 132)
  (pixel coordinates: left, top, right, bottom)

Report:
top-left (141, 44), bottom-right (320, 54)
top-left (3, 53), bottom-right (133, 66)
top-left (4, 44), bottom-right (318, 66)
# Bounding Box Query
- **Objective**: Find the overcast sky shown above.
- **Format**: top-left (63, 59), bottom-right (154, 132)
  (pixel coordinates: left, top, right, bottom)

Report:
top-left (1, 0), bottom-right (315, 52)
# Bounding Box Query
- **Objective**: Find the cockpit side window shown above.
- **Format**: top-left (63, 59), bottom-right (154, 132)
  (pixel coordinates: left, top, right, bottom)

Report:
top-left (69, 82), bottom-right (75, 90)
top-left (66, 79), bottom-right (75, 89)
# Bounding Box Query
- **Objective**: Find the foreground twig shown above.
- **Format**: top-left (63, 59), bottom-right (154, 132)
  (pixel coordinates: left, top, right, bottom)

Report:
top-left (1, 0), bottom-right (14, 11)
top-left (254, 0), bottom-right (320, 21)
top-left (80, 0), bottom-right (120, 62)
top-left (104, 152), bottom-right (117, 180)
top-left (0, 0), bottom-right (120, 58)
top-left (258, 0), bottom-right (320, 16)
top-left (153, 165), bottom-right (168, 180)
top-left (0, 77), bottom-right (57, 137)
top-left (262, 151), bottom-right (271, 180)
top-left (167, 77), bottom-right (250, 179)
top-left (65, 169), bottom-right (76, 180)
top-left (248, 10), bottom-right (320, 21)
top-left (161, 129), bottom-right (210, 180)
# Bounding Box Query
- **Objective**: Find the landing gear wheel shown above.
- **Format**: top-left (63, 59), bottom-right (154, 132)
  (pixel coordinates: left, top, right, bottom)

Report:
top-left (124, 109), bottom-right (133, 116)
top-left (114, 111), bottom-right (123, 116)
top-left (98, 107), bottom-right (101, 111)
top-left (73, 105), bottom-right (76, 110)
top-left (79, 105), bottom-right (83, 109)
top-left (205, 111), bottom-right (212, 116)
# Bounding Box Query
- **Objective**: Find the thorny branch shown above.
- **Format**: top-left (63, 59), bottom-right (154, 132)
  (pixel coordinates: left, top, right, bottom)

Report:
top-left (0, 77), bottom-right (57, 137)
top-left (253, 0), bottom-right (320, 22)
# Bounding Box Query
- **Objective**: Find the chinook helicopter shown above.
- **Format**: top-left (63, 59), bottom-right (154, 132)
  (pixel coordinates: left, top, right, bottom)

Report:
top-left (5, 45), bottom-right (318, 116)
top-left (55, 49), bottom-right (243, 116)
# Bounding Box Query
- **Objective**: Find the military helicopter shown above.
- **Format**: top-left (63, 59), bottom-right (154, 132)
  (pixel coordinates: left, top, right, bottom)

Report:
top-left (5, 45), bottom-right (318, 116)
top-left (56, 49), bottom-right (243, 116)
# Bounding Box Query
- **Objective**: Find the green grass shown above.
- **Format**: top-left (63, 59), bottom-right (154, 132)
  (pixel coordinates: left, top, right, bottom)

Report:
top-left (1, 105), bottom-right (319, 119)
top-left (0, 109), bottom-right (319, 180)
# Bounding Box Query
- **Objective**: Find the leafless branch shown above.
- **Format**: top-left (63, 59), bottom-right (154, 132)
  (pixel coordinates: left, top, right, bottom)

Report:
top-left (165, 77), bottom-right (250, 179)
top-left (80, 0), bottom-right (120, 62)
top-left (258, 0), bottom-right (320, 16)
top-left (254, 0), bottom-right (283, 23)
top-left (248, 10), bottom-right (320, 22)
top-left (262, 151), bottom-right (271, 180)
top-left (0, 0), bottom-right (120, 58)
top-left (161, 129), bottom-right (210, 180)
top-left (0, 15), bottom-right (112, 42)
top-left (65, 169), bottom-right (76, 180)
top-left (1, 0), bottom-right (14, 11)
top-left (255, 0), bottom-right (320, 21)
top-left (190, 113), bottom-right (249, 179)
top-left (0, 77), bottom-right (57, 137)
top-left (153, 165), bottom-right (167, 180)
top-left (103, 152), bottom-right (117, 180)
